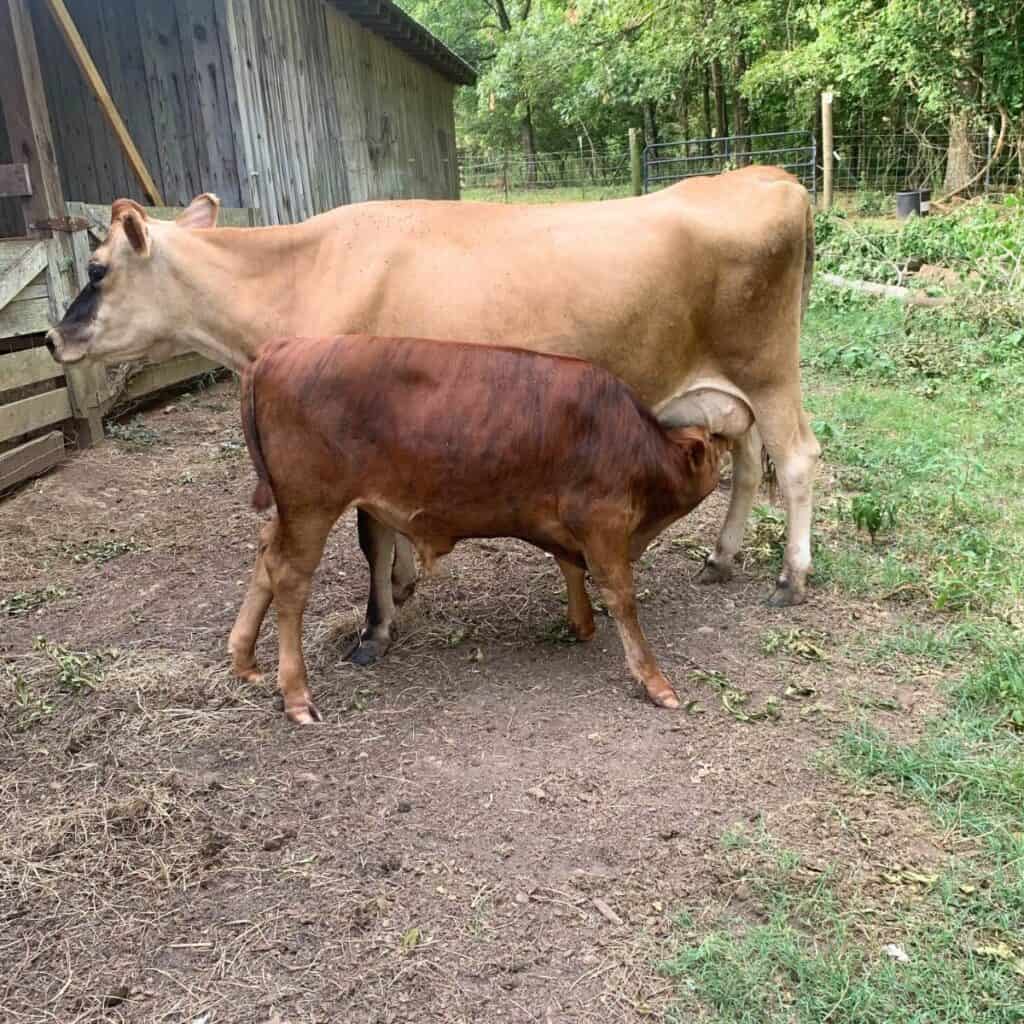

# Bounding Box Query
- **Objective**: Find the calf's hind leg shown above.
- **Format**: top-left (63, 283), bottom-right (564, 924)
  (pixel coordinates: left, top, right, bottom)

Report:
top-left (557, 558), bottom-right (595, 641)
top-left (583, 536), bottom-right (679, 709)
top-left (228, 518), bottom-right (277, 683)
top-left (264, 510), bottom-right (337, 724)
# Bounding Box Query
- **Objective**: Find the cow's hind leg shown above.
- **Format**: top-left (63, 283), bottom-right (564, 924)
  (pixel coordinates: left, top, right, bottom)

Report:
top-left (557, 558), bottom-right (595, 641)
top-left (350, 511), bottom-right (398, 666)
top-left (584, 536), bottom-right (679, 709)
top-left (265, 510), bottom-right (336, 724)
top-left (755, 401), bottom-right (820, 606)
top-left (228, 517), bottom-right (277, 683)
top-left (698, 425), bottom-right (763, 584)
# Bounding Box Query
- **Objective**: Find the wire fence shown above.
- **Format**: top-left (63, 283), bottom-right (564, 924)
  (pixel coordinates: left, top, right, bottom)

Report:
top-left (458, 145), bottom-right (633, 200)
top-left (643, 130), bottom-right (816, 194)
top-left (459, 128), bottom-right (1023, 203)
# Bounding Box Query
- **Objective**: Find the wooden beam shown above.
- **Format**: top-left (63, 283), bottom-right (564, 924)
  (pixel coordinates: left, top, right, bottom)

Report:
top-left (0, 387), bottom-right (72, 444)
top-left (0, 240), bottom-right (46, 312)
top-left (0, 430), bottom-right (65, 492)
top-left (0, 163), bottom-right (32, 198)
top-left (0, 344), bottom-right (64, 391)
top-left (40, 0), bottom-right (164, 205)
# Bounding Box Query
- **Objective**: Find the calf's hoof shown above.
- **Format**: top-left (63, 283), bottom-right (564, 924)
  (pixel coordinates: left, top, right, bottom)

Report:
top-left (347, 637), bottom-right (389, 667)
top-left (696, 557), bottom-right (733, 585)
top-left (767, 579), bottom-right (807, 608)
top-left (644, 678), bottom-right (681, 710)
top-left (284, 696), bottom-right (322, 725)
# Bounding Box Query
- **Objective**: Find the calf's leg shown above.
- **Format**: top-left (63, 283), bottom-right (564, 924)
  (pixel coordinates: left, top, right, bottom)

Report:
top-left (584, 537), bottom-right (679, 709)
top-left (264, 510), bottom-right (336, 724)
top-left (557, 558), bottom-right (595, 641)
top-left (228, 518), bottom-right (277, 683)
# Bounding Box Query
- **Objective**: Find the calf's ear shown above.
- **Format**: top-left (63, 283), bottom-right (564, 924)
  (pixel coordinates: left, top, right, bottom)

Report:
top-left (666, 426), bottom-right (712, 472)
top-left (177, 193), bottom-right (221, 230)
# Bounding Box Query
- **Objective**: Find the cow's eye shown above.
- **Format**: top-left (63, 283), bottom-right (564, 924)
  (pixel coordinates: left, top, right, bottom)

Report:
top-left (88, 263), bottom-right (107, 285)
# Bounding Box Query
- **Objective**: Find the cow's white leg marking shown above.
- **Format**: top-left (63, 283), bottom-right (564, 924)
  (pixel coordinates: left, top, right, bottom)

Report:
top-left (697, 425), bottom-right (762, 584)
top-left (756, 406), bottom-right (820, 606)
top-left (351, 510), bottom-right (397, 666)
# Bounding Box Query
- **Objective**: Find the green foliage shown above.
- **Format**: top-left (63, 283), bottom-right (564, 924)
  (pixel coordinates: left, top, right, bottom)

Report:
top-left (106, 416), bottom-right (162, 447)
top-left (60, 536), bottom-right (140, 565)
top-left (0, 585), bottom-right (71, 617)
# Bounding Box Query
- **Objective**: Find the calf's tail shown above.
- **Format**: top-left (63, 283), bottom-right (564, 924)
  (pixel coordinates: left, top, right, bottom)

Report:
top-left (240, 364), bottom-right (274, 512)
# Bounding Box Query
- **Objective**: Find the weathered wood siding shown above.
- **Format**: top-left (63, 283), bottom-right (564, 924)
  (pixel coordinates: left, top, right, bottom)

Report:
top-left (22, 0), bottom-right (460, 221)
top-left (227, 0), bottom-right (459, 222)
top-left (29, 0), bottom-right (246, 208)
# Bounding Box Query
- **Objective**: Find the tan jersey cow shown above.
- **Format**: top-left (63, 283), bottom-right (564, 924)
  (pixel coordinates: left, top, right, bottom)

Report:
top-left (46, 168), bottom-right (820, 662)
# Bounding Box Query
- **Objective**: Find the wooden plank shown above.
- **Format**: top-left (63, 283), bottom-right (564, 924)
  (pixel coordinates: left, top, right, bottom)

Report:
top-left (0, 0), bottom-right (66, 234)
top-left (40, 0), bottom-right (163, 203)
top-left (119, 352), bottom-right (220, 403)
top-left (0, 344), bottom-right (63, 392)
top-left (0, 430), bottom-right (65, 491)
top-left (0, 295), bottom-right (50, 338)
top-left (0, 241), bottom-right (46, 312)
top-left (0, 386), bottom-right (72, 443)
top-left (0, 162), bottom-right (32, 198)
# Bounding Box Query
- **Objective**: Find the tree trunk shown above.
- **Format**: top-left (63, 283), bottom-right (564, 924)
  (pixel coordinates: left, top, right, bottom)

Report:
top-left (710, 58), bottom-right (729, 154)
top-left (521, 106), bottom-right (537, 186)
top-left (943, 111), bottom-right (975, 194)
top-left (643, 100), bottom-right (658, 147)
top-left (731, 54), bottom-right (748, 165)
top-left (701, 66), bottom-right (712, 155)
top-left (678, 65), bottom-right (691, 142)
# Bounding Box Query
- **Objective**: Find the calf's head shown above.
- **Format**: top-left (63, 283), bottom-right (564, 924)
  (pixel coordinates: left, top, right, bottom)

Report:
top-left (46, 194), bottom-right (220, 366)
top-left (666, 426), bottom-right (729, 503)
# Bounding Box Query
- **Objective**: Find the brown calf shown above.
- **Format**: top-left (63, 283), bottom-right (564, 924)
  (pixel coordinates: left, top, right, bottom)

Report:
top-left (229, 335), bottom-right (725, 724)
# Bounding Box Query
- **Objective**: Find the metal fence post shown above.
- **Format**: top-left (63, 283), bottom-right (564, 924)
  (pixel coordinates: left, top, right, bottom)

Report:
top-left (629, 128), bottom-right (643, 196)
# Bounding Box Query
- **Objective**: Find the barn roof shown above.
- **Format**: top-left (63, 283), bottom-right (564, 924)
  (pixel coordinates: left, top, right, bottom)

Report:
top-left (331, 1), bottom-right (477, 86)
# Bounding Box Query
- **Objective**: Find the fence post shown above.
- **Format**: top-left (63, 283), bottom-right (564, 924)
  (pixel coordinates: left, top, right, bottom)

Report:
top-left (821, 91), bottom-right (834, 209)
top-left (578, 135), bottom-right (586, 200)
top-left (629, 128), bottom-right (642, 196)
top-left (985, 124), bottom-right (994, 194)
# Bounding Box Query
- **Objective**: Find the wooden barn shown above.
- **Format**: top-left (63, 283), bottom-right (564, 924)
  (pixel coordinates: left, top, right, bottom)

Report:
top-left (0, 0), bottom-right (474, 492)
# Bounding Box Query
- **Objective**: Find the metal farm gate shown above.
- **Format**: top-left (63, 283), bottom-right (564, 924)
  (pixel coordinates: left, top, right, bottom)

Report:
top-left (643, 130), bottom-right (817, 197)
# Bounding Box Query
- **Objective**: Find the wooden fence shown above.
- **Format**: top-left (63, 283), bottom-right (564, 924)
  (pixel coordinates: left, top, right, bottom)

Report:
top-left (0, 201), bottom-right (259, 493)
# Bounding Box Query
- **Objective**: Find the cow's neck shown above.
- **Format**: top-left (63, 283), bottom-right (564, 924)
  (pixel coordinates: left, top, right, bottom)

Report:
top-left (160, 222), bottom-right (321, 371)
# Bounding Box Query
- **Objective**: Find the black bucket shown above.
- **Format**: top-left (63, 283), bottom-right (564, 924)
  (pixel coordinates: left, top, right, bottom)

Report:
top-left (918, 188), bottom-right (931, 216)
top-left (896, 191), bottom-right (921, 219)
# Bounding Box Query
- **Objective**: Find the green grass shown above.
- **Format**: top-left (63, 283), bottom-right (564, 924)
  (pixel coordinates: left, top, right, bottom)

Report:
top-left (659, 211), bottom-right (1024, 1022)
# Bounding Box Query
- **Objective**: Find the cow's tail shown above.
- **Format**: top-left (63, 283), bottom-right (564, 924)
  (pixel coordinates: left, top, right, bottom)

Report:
top-left (800, 191), bottom-right (815, 323)
top-left (241, 363), bottom-right (274, 512)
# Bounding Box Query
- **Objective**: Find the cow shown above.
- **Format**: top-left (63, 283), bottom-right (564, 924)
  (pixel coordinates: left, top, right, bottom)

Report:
top-left (232, 334), bottom-right (732, 724)
top-left (45, 168), bottom-right (819, 663)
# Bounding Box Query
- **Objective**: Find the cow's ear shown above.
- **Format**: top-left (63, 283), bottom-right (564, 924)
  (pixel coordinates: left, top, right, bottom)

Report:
top-left (119, 206), bottom-right (150, 256)
top-left (177, 193), bottom-right (220, 229)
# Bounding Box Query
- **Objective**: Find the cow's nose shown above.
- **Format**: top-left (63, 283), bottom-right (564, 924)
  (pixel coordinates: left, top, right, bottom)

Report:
top-left (45, 332), bottom-right (59, 361)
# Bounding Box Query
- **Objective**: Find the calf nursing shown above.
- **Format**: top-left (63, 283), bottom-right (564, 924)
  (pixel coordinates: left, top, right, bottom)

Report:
top-left (230, 335), bottom-right (726, 723)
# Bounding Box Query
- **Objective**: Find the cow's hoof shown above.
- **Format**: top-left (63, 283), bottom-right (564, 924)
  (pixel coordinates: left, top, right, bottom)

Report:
top-left (696, 558), bottom-right (733, 585)
top-left (347, 639), bottom-right (388, 667)
top-left (286, 701), bottom-right (322, 726)
top-left (767, 579), bottom-right (807, 607)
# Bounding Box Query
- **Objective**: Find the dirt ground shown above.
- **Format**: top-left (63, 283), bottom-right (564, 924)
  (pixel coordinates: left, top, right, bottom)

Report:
top-left (1, 381), bottom-right (953, 1023)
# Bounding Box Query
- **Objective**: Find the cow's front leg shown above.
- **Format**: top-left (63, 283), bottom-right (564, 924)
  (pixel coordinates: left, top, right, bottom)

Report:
top-left (584, 538), bottom-right (679, 709)
top-left (228, 518), bottom-right (277, 683)
top-left (350, 510), bottom-right (398, 666)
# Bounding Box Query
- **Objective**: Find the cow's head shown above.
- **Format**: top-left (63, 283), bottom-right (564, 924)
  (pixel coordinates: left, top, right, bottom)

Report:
top-left (46, 193), bottom-right (221, 366)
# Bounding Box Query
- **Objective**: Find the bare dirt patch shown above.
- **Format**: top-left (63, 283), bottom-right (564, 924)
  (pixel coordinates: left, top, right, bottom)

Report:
top-left (1, 382), bottom-right (956, 1022)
